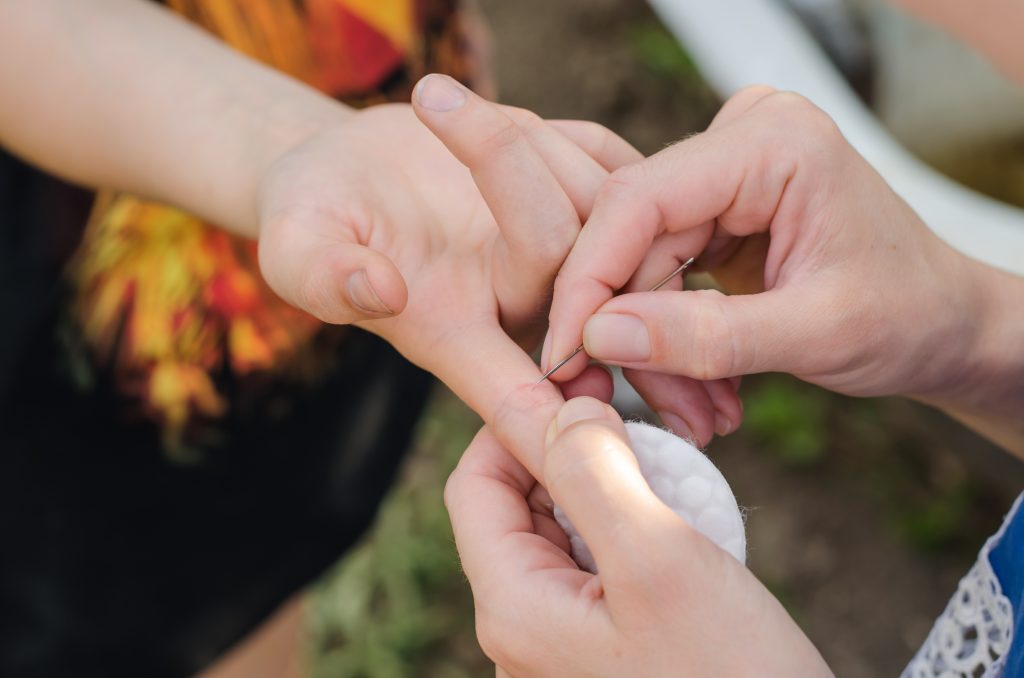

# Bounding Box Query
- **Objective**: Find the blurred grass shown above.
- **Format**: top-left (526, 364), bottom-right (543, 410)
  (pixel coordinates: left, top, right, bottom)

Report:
top-left (742, 374), bottom-right (990, 555)
top-left (308, 389), bottom-right (488, 678)
top-left (307, 377), bottom-right (993, 677)
top-left (302, 3), bottom-right (1020, 674)
top-left (744, 378), bottom-right (829, 467)
top-left (627, 19), bottom-right (701, 82)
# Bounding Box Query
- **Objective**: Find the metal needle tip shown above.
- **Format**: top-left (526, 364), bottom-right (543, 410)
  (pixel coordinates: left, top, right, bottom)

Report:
top-left (536, 257), bottom-right (695, 384)
top-left (535, 344), bottom-right (585, 384)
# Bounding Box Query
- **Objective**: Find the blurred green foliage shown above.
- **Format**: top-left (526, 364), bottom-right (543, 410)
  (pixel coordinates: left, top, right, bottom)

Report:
top-left (892, 483), bottom-right (975, 553)
top-left (308, 391), bottom-right (488, 678)
top-left (628, 20), bottom-right (701, 81)
top-left (740, 375), bottom-right (986, 553)
top-left (743, 377), bottom-right (829, 466)
top-left (306, 379), bottom-right (997, 675)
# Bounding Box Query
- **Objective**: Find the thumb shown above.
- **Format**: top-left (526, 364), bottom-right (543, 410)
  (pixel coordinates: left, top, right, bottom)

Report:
top-left (544, 398), bottom-right (678, 587)
top-left (258, 230), bottom-right (407, 325)
top-left (582, 286), bottom-right (833, 380)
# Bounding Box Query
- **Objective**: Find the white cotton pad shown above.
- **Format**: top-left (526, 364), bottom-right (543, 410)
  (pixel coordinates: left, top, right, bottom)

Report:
top-left (553, 421), bottom-right (746, 573)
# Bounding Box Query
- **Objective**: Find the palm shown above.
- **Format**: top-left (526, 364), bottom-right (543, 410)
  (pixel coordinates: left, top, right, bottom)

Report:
top-left (256, 79), bottom-right (634, 479)
top-left (261, 104), bottom-right (531, 374)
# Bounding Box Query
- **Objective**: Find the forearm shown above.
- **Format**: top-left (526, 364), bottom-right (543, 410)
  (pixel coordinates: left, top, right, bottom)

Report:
top-left (0, 0), bottom-right (350, 236)
top-left (891, 0), bottom-right (1024, 85)
top-left (919, 258), bottom-right (1024, 457)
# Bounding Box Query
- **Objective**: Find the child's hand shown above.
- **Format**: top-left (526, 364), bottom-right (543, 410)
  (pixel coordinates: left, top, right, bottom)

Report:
top-left (445, 397), bottom-right (832, 677)
top-left (544, 87), bottom-right (1023, 449)
top-left (256, 76), bottom-right (640, 477)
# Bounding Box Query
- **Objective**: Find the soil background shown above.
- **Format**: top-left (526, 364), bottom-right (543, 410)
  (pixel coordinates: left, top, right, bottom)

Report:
top-left (311, 2), bottom-right (1024, 676)
top-left (477, 0), bottom-right (1024, 674)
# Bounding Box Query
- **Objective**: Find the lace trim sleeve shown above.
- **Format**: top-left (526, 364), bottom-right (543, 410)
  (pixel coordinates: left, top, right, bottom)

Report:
top-left (903, 493), bottom-right (1023, 678)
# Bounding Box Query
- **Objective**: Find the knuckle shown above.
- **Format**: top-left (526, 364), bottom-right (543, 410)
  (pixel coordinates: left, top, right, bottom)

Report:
top-left (477, 116), bottom-right (523, 156)
top-left (734, 83), bottom-right (777, 100)
top-left (761, 90), bottom-right (815, 115)
top-left (532, 219), bottom-right (579, 268)
top-left (509, 107), bottom-right (545, 134)
top-left (684, 290), bottom-right (738, 379)
top-left (544, 422), bottom-right (612, 483)
top-left (552, 267), bottom-right (573, 298)
top-left (493, 383), bottom-right (563, 442)
top-left (719, 85), bottom-right (777, 117)
top-left (585, 121), bottom-right (617, 157)
top-left (759, 91), bottom-right (842, 143)
top-left (598, 166), bottom-right (643, 204)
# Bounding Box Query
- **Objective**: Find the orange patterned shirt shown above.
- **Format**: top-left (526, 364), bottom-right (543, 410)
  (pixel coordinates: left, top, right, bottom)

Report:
top-left (65, 0), bottom-right (478, 456)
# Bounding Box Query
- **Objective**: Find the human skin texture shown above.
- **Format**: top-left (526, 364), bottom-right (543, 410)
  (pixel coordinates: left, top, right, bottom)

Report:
top-left (544, 87), bottom-right (1024, 457)
top-left (445, 397), bottom-right (833, 677)
top-left (553, 421), bottom-right (746, 573)
top-left (891, 0), bottom-right (1024, 85)
top-left (0, 0), bottom-right (730, 477)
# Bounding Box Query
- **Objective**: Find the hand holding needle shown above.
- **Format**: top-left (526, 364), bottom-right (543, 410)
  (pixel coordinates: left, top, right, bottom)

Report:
top-left (536, 257), bottom-right (695, 383)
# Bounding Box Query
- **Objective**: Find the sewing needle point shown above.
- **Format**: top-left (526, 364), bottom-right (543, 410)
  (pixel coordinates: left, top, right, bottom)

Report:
top-left (536, 257), bottom-right (695, 384)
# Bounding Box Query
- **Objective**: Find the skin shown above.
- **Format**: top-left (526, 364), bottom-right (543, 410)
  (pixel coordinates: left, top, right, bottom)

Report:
top-left (452, 81), bottom-right (1024, 674)
top-left (893, 0), bottom-right (1024, 84)
top-left (0, 0), bottom-right (633, 672)
top-left (6, 1), bottom-right (1022, 675)
top-left (0, 0), bottom-right (683, 480)
top-left (544, 87), bottom-right (1024, 457)
top-left (445, 396), bottom-right (833, 677)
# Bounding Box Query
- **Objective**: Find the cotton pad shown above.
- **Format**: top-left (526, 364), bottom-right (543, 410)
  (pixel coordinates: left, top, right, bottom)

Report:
top-left (554, 421), bottom-right (745, 573)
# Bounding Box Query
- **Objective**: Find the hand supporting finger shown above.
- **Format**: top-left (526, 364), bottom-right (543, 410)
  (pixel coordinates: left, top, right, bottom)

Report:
top-left (446, 426), bottom-right (598, 668)
top-left (412, 74), bottom-right (581, 332)
top-left (543, 398), bottom-right (692, 609)
top-left (446, 427), bottom-right (545, 592)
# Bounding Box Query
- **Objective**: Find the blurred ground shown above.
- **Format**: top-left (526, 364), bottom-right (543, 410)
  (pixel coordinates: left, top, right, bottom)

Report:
top-left (310, 1), bottom-right (1024, 676)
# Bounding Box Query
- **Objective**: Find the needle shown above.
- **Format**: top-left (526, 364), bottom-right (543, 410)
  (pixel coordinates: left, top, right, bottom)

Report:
top-left (536, 257), bottom-right (696, 384)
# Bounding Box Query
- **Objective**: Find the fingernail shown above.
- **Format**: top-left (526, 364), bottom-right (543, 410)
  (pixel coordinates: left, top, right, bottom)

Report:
top-left (346, 269), bottom-right (392, 315)
top-left (584, 314), bottom-right (651, 363)
top-left (715, 412), bottom-right (735, 436)
top-left (556, 397), bottom-right (609, 433)
top-left (415, 74), bottom-right (467, 112)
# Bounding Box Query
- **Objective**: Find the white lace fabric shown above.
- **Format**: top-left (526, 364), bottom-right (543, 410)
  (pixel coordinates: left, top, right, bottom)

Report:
top-left (903, 494), bottom-right (1022, 678)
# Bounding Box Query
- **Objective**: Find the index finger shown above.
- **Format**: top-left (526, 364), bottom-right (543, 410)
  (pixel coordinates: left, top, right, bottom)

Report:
top-left (412, 74), bottom-right (586, 331)
top-left (401, 313), bottom-right (561, 480)
top-left (545, 120), bottom-right (777, 377)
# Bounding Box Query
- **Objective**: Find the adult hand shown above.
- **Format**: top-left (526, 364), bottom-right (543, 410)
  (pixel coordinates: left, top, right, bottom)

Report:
top-left (445, 396), bottom-right (832, 677)
top-left (257, 75), bottom-right (642, 476)
top-left (544, 87), bottom-right (1024, 452)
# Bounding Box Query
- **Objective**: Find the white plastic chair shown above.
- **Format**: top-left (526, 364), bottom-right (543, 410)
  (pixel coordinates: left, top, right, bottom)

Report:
top-left (647, 0), bottom-right (1024, 275)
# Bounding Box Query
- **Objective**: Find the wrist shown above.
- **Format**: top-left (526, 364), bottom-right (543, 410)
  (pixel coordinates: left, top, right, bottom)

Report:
top-left (947, 259), bottom-right (1024, 408)
top-left (913, 252), bottom-right (1024, 450)
top-left (238, 91), bottom-right (353, 237)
